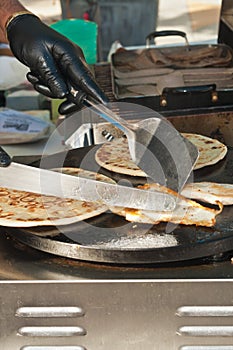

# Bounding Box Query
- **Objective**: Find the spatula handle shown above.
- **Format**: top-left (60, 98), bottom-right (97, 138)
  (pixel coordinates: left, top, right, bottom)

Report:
top-left (84, 97), bottom-right (136, 136)
top-left (68, 88), bottom-right (135, 138)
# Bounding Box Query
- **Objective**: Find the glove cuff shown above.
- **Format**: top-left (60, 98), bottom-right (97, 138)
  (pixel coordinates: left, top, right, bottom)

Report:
top-left (5, 12), bottom-right (39, 37)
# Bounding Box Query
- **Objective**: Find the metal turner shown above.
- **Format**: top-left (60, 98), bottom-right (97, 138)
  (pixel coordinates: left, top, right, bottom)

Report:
top-left (68, 93), bottom-right (199, 192)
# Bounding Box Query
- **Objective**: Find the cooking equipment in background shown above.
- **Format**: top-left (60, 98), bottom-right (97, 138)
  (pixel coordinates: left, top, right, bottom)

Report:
top-left (108, 1), bottom-right (233, 114)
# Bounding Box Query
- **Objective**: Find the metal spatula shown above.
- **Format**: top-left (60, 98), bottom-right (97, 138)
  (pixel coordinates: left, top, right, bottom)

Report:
top-left (69, 94), bottom-right (198, 192)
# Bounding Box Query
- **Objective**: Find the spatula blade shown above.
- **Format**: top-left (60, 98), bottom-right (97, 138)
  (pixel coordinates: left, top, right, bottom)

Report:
top-left (131, 117), bottom-right (199, 192)
top-left (67, 95), bottom-right (198, 192)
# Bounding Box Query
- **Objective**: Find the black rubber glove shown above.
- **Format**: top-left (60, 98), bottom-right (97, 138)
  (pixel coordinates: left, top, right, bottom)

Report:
top-left (6, 14), bottom-right (108, 114)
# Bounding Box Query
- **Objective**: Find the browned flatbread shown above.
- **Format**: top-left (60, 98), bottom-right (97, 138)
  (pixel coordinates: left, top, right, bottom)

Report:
top-left (110, 183), bottom-right (223, 227)
top-left (95, 137), bottom-right (146, 177)
top-left (95, 133), bottom-right (227, 176)
top-left (0, 168), bottom-right (115, 228)
top-left (182, 133), bottom-right (227, 169)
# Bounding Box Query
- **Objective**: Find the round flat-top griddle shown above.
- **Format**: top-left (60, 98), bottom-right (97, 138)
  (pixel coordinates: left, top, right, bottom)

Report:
top-left (6, 144), bottom-right (233, 265)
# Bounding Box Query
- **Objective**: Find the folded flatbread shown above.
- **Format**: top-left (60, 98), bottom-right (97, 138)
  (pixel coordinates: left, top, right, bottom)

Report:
top-left (181, 182), bottom-right (233, 205)
top-left (110, 183), bottom-right (223, 227)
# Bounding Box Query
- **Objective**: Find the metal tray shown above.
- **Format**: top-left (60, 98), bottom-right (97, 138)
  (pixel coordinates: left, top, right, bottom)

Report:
top-left (110, 30), bottom-right (233, 111)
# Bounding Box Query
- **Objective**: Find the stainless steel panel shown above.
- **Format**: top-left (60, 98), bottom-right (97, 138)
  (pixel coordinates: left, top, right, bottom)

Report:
top-left (1, 281), bottom-right (233, 349)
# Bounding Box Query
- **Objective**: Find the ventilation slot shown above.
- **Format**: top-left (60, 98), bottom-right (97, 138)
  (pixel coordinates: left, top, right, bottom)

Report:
top-left (180, 346), bottom-right (233, 350)
top-left (18, 326), bottom-right (86, 337)
top-left (178, 326), bottom-right (233, 337)
top-left (16, 306), bottom-right (85, 318)
top-left (177, 306), bottom-right (233, 317)
top-left (21, 347), bottom-right (86, 350)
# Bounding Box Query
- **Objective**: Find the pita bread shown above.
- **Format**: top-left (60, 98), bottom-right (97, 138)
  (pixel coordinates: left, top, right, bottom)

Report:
top-left (110, 183), bottom-right (223, 227)
top-left (182, 133), bottom-right (227, 169)
top-left (95, 133), bottom-right (227, 176)
top-left (0, 168), bottom-right (115, 228)
top-left (181, 182), bottom-right (233, 206)
top-left (95, 137), bottom-right (146, 177)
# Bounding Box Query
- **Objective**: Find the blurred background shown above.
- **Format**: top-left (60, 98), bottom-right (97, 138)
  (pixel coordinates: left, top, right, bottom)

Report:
top-left (20, 0), bottom-right (222, 60)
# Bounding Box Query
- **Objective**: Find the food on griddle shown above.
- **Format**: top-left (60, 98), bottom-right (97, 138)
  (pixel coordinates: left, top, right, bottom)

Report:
top-left (181, 133), bottom-right (227, 169)
top-left (1, 127), bottom-right (228, 229)
top-left (181, 182), bottom-right (233, 206)
top-left (95, 133), bottom-right (227, 177)
top-left (96, 137), bottom-right (145, 177)
top-left (110, 183), bottom-right (223, 227)
top-left (0, 168), bottom-right (115, 227)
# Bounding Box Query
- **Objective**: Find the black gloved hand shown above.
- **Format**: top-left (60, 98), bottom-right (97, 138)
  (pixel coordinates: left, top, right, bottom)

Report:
top-left (6, 14), bottom-right (108, 114)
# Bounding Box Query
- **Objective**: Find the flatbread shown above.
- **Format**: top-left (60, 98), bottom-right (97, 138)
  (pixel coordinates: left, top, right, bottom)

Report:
top-left (0, 168), bottom-right (115, 228)
top-left (182, 133), bottom-right (227, 169)
top-left (95, 133), bottom-right (227, 176)
top-left (95, 137), bottom-right (146, 177)
top-left (110, 183), bottom-right (223, 227)
top-left (181, 182), bottom-right (233, 205)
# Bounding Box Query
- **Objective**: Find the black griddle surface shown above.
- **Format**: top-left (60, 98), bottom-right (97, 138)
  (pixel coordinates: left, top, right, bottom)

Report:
top-left (8, 145), bottom-right (233, 265)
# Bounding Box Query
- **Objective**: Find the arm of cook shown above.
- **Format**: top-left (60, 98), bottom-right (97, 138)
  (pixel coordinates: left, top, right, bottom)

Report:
top-left (0, 0), bottom-right (108, 115)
